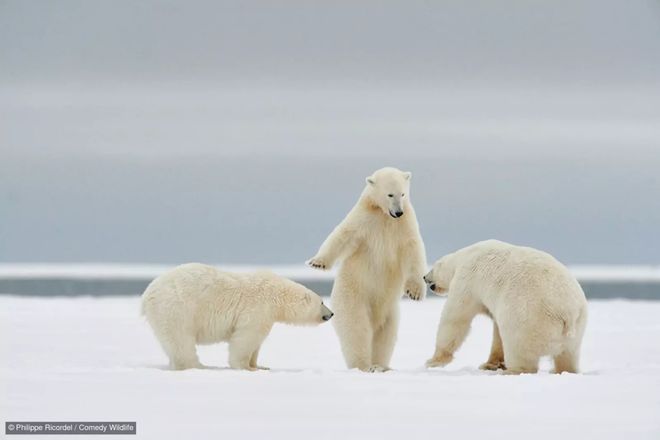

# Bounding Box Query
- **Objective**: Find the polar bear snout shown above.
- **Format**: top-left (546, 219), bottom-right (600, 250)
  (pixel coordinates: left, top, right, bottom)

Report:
top-left (424, 271), bottom-right (444, 294)
top-left (321, 303), bottom-right (334, 321)
top-left (423, 272), bottom-right (433, 287)
top-left (387, 195), bottom-right (405, 218)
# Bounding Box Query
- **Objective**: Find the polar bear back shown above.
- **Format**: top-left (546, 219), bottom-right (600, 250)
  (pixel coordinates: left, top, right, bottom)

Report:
top-left (454, 240), bottom-right (587, 330)
top-left (141, 264), bottom-right (273, 344)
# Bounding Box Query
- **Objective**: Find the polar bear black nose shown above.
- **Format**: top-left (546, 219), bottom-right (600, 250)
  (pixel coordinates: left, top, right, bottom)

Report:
top-left (429, 284), bottom-right (436, 291)
top-left (394, 211), bottom-right (404, 218)
top-left (322, 312), bottom-right (334, 321)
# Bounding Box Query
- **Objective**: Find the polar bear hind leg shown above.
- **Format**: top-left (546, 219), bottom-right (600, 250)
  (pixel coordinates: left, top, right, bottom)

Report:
top-left (552, 321), bottom-right (585, 373)
top-left (371, 312), bottom-right (398, 370)
top-left (500, 330), bottom-right (541, 375)
top-left (501, 347), bottom-right (540, 375)
top-left (553, 308), bottom-right (586, 374)
top-left (552, 346), bottom-right (580, 374)
top-left (333, 304), bottom-right (374, 371)
top-left (158, 331), bottom-right (202, 370)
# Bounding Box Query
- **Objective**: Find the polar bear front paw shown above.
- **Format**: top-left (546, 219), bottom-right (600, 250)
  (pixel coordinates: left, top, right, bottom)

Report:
top-left (479, 361), bottom-right (506, 371)
top-left (307, 257), bottom-right (330, 271)
top-left (368, 365), bottom-right (390, 373)
top-left (425, 352), bottom-right (453, 368)
top-left (404, 278), bottom-right (426, 301)
top-left (250, 364), bottom-right (271, 371)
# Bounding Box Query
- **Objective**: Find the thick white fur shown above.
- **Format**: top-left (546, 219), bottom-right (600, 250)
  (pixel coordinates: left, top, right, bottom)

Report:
top-left (141, 263), bottom-right (331, 370)
top-left (308, 167), bottom-right (427, 372)
top-left (424, 240), bottom-right (588, 374)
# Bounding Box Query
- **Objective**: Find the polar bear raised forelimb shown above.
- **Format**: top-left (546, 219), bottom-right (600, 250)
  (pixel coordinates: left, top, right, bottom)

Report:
top-left (307, 220), bottom-right (360, 271)
top-left (401, 238), bottom-right (427, 301)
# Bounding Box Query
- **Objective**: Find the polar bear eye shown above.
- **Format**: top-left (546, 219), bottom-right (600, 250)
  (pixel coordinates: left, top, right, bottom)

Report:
top-left (401, 193), bottom-right (405, 197)
top-left (387, 194), bottom-right (394, 198)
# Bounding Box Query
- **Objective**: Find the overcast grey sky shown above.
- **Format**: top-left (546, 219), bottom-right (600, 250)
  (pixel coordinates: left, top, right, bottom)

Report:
top-left (1, 1), bottom-right (659, 264)
top-left (2, 0), bottom-right (660, 85)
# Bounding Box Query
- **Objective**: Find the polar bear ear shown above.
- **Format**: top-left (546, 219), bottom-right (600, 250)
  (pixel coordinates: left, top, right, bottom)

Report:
top-left (403, 171), bottom-right (412, 180)
top-left (366, 177), bottom-right (375, 185)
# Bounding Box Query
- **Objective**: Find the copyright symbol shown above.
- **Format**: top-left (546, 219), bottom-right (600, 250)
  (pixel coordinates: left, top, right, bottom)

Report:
top-left (8, 424), bottom-right (15, 431)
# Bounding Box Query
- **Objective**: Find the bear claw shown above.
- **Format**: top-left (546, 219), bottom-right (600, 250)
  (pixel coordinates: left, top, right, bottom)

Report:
top-left (404, 279), bottom-right (425, 301)
top-left (425, 353), bottom-right (453, 368)
top-left (479, 362), bottom-right (506, 371)
top-left (406, 289), bottom-right (421, 300)
top-left (307, 258), bottom-right (328, 270)
top-left (479, 361), bottom-right (506, 371)
top-left (368, 365), bottom-right (390, 373)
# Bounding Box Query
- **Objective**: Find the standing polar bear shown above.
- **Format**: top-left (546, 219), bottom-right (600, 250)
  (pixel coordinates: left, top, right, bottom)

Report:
top-left (308, 167), bottom-right (427, 372)
top-left (424, 240), bottom-right (588, 374)
top-left (142, 263), bottom-right (333, 370)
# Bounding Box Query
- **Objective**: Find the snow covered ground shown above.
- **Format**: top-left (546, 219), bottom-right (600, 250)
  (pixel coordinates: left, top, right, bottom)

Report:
top-left (1, 296), bottom-right (659, 439)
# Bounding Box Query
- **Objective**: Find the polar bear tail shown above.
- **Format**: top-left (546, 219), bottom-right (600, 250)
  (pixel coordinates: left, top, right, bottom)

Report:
top-left (140, 280), bottom-right (157, 317)
top-left (140, 290), bottom-right (152, 317)
top-left (562, 318), bottom-right (575, 338)
top-left (562, 307), bottom-right (585, 338)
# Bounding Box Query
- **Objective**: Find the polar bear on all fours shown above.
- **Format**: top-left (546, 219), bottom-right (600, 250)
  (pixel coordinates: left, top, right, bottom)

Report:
top-left (424, 240), bottom-right (588, 374)
top-left (308, 167), bottom-right (427, 372)
top-left (141, 264), bottom-right (333, 370)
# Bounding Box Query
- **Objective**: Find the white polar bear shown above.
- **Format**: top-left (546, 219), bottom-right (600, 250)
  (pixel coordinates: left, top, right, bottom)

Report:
top-left (424, 240), bottom-right (588, 374)
top-left (141, 263), bottom-right (333, 370)
top-left (307, 167), bottom-right (427, 372)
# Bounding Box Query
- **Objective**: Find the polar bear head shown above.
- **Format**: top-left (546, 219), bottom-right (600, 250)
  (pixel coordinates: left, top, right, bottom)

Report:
top-left (287, 291), bottom-right (334, 325)
top-left (364, 167), bottom-right (412, 219)
top-left (423, 254), bottom-right (456, 295)
top-left (277, 278), bottom-right (334, 325)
